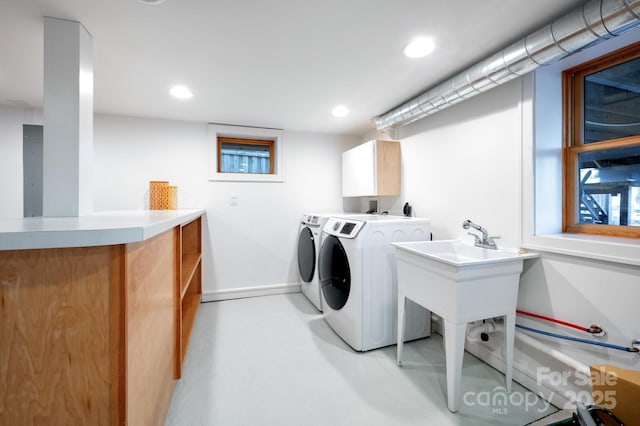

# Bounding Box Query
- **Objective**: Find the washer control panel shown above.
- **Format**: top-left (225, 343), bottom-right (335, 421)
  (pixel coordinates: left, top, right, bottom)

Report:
top-left (301, 214), bottom-right (322, 226)
top-left (323, 217), bottom-right (365, 239)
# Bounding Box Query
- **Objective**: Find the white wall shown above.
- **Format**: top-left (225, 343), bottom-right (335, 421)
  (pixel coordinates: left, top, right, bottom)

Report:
top-left (0, 109), bottom-right (358, 298)
top-left (383, 75), bottom-right (640, 408)
top-left (398, 80), bottom-right (522, 246)
top-left (93, 114), bottom-right (359, 298)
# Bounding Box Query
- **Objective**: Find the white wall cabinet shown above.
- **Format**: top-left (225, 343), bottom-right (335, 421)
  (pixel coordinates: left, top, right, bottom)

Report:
top-left (342, 140), bottom-right (400, 197)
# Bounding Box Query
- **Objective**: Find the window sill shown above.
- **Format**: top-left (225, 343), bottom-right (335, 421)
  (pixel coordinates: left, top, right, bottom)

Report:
top-left (208, 172), bottom-right (284, 183)
top-left (522, 233), bottom-right (640, 267)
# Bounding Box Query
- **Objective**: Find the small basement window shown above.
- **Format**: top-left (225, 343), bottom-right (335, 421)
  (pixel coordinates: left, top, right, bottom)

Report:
top-left (209, 124), bottom-right (285, 182)
top-left (217, 137), bottom-right (274, 174)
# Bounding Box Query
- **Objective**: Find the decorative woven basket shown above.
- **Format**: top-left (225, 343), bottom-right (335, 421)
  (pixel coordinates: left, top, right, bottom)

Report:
top-left (149, 181), bottom-right (169, 210)
top-left (166, 186), bottom-right (178, 210)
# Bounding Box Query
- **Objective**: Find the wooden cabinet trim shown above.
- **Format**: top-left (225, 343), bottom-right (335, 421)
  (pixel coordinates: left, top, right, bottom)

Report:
top-left (175, 216), bottom-right (203, 379)
top-left (375, 140), bottom-right (401, 196)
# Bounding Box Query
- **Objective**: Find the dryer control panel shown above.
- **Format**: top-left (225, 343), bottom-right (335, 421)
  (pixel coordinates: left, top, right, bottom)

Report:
top-left (323, 217), bottom-right (365, 239)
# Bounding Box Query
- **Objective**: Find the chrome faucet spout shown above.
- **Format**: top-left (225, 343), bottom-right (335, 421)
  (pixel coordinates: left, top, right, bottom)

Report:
top-left (462, 220), bottom-right (488, 238)
top-left (462, 219), bottom-right (499, 249)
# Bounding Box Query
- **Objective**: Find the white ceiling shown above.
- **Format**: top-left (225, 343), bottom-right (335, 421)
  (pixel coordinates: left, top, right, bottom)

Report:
top-left (1, 0), bottom-right (588, 135)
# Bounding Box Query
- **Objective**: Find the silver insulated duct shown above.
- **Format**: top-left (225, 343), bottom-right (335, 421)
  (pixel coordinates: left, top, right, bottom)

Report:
top-left (372, 0), bottom-right (640, 130)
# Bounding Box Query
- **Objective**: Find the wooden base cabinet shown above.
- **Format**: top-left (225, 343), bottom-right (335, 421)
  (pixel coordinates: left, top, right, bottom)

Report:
top-left (0, 244), bottom-right (124, 425)
top-left (0, 218), bottom-right (202, 425)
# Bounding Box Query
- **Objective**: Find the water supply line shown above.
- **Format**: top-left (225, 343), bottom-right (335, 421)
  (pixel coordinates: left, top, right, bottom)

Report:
top-left (471, 316), bottom-right (639, 353)
top-left (372, 0), bottom-right (640, 130)
top-left (516, 324), bottom-right (640, 353)
top-left (516, 309), bottom-right (605, 336)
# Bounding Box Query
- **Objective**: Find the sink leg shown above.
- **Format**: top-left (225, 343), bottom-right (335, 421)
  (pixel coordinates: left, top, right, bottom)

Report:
top-left (443, 320), bottom-right (466, 412)
top-left (504, 313), bottom-right (515, 392)
top-left (397, 294), bottom-right (406, 366)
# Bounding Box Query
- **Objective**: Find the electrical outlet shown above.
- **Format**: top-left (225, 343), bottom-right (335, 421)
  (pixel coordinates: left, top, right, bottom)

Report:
top-left (230, 196), bottom-right (238, 206)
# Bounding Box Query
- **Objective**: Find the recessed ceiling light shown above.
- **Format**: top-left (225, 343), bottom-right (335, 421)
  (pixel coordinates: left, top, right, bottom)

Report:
top-left (332, 105), bottom-right (350, 117)
top-left (403, 37), bottom-right (435, 58)
top-left (170, 85), bottom-right (193, 99)
top-left (137, 0), bottom-right (165, 4)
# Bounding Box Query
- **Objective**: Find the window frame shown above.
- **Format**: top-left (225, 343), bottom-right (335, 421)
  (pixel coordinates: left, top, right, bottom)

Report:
top-left (216, 136), bottom-right (275, 174)
top-left (562, 41), bottom-right (640, 238)
top-left (522, 29), bottom-right (640, 267)
top-left (208, 124), bottom-right (285, 182)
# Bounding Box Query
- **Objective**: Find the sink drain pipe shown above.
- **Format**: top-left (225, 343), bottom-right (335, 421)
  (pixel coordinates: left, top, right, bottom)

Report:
top-left (467, 320), bottom-right (497, 341)
top-left (468, 319), bottom-right (590, 375)
top-left (468, 318), bottom-right (639, 378)
top-left (515, 329), bottom-right (591, 377)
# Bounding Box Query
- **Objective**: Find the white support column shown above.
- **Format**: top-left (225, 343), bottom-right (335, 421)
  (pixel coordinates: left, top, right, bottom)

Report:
top-left (43, 17), bottom-right (93, 217)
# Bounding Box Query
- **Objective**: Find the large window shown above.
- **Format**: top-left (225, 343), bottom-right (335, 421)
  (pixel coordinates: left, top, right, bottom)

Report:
top-left (563, 42), bottom-right (640, 238)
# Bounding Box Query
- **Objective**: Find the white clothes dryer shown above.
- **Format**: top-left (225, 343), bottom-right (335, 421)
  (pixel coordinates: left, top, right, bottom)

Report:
top-left (318, 215), bottom-right (432, 351)
top-left (297, 214), bottom-right (330, 311)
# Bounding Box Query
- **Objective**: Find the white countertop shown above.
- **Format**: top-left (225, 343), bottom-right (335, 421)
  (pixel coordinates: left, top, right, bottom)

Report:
top-left (0, 209), bottom-right (206, 250)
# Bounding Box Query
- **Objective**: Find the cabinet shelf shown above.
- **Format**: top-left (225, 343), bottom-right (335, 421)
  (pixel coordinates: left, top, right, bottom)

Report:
top-left (181, 253), bottom-right (202, 298)
top-left (175, 216), bottom-right (202, 379)
top-left (181, 289), bottom-right (201, 363)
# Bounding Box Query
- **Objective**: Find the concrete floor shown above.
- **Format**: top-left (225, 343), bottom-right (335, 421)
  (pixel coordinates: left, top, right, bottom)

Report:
top-left (165, 293), bottom-right (560, 426)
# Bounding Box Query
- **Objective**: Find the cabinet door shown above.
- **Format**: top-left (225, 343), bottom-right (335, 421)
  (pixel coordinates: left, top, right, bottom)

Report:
top-left (342, 140), bottom-right (376, 196)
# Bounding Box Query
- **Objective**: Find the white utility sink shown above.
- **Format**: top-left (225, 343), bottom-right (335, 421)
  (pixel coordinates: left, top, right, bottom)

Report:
top-left (396, 240), bottom-right (535, 266)
top-left (392, 240), bottom-right (539, 412)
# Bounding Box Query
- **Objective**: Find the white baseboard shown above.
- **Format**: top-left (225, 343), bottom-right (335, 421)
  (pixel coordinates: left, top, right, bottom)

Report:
top-left (464, 339), bottom-right (572, 410)
top-left (202, 282), bottom-right (301, 302)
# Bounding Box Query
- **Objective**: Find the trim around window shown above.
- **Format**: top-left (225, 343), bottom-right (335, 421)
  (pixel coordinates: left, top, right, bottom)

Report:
top-left (217, 136), bottom-right (275, 174)
top-left (562, 42), bottom-right (640, 238)
top-left (208, 124), bottom-right (285, 182)
top-left (522, 28), bottom-right (640, 266)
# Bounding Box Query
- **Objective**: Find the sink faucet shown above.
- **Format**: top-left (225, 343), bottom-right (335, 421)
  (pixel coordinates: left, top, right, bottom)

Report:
top-left (462, 219), bottom-right (499, 249)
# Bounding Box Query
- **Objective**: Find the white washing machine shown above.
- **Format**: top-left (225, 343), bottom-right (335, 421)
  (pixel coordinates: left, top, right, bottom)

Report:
top-left (318, 215), bottom-right (432, 351)
top-left (297, 212), bottom-right (370, 311)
